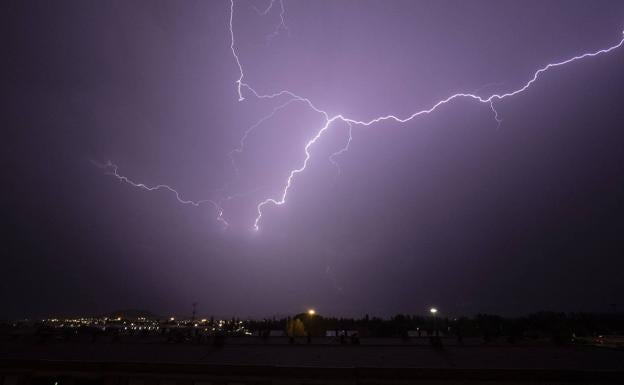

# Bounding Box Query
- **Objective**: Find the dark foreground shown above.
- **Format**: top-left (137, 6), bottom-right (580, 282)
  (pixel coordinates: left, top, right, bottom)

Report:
top-left (1, 339), bottom-right (623, 384)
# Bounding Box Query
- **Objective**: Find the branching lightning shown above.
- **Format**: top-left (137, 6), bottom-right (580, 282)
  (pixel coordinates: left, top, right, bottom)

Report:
top-left (99, 0), bottom-right (624, 232)
top-left (228, 97), bottom-right (305, 177)
top-left (329, 121), bottom-right (354, 177)
top-left (243, 12), bottom-right (624, 229)
top-left (254, 0), bottom-right (288, 40)
top-left (94, 161), bottom-right (228, 227)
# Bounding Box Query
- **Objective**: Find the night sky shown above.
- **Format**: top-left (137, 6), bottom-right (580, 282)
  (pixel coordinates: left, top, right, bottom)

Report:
top-left (3, 0), bottom-right (624, 319)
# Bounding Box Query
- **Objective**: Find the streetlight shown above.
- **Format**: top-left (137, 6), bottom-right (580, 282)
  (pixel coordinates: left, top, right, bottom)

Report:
top-left (430, 308), bottom-right (438, 337)
top-left (306, 309), bottom-right (316, 344)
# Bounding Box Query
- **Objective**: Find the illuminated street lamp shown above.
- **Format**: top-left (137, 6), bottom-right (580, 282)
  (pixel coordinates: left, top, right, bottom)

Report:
top-left (430, 307), bottom-right (438, 337)
top-left (308, 309), bottom-right (316, 316)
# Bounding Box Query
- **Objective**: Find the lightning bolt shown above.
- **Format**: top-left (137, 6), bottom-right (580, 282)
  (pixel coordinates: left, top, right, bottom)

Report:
top-left (94, 161), bottom-right (229, 228)
top-left (229, 0), bottom-right (246, 101)
top-left (329, 121), bottom-right (354, 177)
top-left (253, 0), bottom-right (288, 40)
top-left (100, 0), bottom-right (624, 233)
top-left (254, 0), bottom-right (278, 15)
top-left (228, 98), bottom-right (305, 178)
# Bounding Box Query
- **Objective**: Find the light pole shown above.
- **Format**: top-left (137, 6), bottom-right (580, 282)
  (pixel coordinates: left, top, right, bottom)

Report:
top-left (430, 308), bottom-right (438, 337)
top-left (307, 309), bottom-right (315, 344)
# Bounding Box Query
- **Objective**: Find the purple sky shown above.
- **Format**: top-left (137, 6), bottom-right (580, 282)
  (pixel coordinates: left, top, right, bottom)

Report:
top-left (3, 0), bottom-right (624, 319)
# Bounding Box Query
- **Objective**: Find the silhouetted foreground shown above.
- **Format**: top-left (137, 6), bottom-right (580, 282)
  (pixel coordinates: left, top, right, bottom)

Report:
top-left (2, 337), bottom-right (624, 384)
top-left (1, 312), bottom-right (623, 384)
top-left (1, 359), bottom-right (624, 385)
